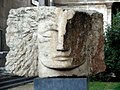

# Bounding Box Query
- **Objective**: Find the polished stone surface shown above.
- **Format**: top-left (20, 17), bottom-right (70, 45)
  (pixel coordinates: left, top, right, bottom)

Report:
top-left (34, 78), bottom-right (88, 90)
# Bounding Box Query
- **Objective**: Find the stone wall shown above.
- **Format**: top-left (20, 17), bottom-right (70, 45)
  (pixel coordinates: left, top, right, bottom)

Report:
top-left (55, 0), bottom-right (120, 3)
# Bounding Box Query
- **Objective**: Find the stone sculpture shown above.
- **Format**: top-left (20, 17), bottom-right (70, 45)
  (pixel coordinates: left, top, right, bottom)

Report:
top-left (5, 6), bottom-right (106, 77)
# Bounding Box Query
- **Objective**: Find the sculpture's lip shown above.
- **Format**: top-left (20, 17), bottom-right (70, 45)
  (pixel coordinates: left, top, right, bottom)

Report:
top-left (54, 56), bottom-right (73, 61)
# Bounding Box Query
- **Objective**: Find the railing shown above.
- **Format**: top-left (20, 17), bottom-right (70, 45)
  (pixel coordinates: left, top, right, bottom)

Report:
top-left (0, 51), bottom-right (8, 59)
top-left (0, 50), bottom-right (36, 89)
top-left (0, 68), bottom-right (37, 90)
top-left (0, 76), bottom-right (36, 89)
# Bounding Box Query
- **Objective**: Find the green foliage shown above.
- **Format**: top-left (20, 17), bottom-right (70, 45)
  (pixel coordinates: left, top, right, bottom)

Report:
top-left (105, 12), bottom-right (120, 73)
top-left (90, 72), bottom-right (114, 82)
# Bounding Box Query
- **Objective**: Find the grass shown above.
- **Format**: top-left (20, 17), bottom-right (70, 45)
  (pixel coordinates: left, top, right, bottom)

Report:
top-left (90, 82), bottom-right (120, 90)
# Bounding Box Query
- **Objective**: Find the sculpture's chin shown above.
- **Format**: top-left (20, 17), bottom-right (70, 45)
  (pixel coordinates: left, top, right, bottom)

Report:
top-left (46, 65), bottom-right (80, 71)
top-left (40, 58), bottom-right (81, 70)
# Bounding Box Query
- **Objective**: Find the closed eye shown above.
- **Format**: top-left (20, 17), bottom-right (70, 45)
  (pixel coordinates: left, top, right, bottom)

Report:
top-left (43, 36), bottom-right (51, 38)
top-left (42, 29), bottom-right (58, 38)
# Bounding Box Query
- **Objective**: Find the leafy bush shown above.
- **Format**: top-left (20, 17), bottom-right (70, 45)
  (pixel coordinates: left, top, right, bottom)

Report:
top-left (105, 12), bottom-right (120, 75)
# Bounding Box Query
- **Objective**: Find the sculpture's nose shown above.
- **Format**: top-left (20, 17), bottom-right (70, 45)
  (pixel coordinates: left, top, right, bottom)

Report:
top-left (56, 10), bottom-right (69, 51)
top-left (56, 34), bottom-right (67, 51)
top-left (56, 22), bottom-right (68, 51)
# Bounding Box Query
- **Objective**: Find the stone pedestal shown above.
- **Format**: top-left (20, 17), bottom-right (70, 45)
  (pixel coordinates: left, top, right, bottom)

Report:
top-left (34, 77), bottom-right (88, 90)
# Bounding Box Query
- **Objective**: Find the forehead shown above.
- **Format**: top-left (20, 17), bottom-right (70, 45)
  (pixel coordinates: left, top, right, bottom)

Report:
top-left (38, 7), bottom-right (75, 21)
top-left (38, 7), bottom-right (75, 31)
top-left (38, 7), bottom-right (58, 21)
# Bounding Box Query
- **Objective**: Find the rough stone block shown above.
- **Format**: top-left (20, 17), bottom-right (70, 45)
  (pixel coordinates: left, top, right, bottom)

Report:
top-left (5, 6), bottom-right (106, 77)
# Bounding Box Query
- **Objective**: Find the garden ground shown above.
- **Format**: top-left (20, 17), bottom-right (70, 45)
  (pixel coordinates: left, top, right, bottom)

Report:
top-left (90, 82), bottom-right (120, 90)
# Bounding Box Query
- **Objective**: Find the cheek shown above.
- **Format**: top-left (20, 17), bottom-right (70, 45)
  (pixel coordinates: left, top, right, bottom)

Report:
top-left (38, 42), bottom-right (49, 49)
top-left (40, 47), bottom-right (52, 58)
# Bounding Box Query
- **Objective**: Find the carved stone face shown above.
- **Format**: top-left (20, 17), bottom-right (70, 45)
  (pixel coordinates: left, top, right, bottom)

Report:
top-left (6, 7), bottom-right (105, 77)
top-left (37, 9), bottom-right (87, 70)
